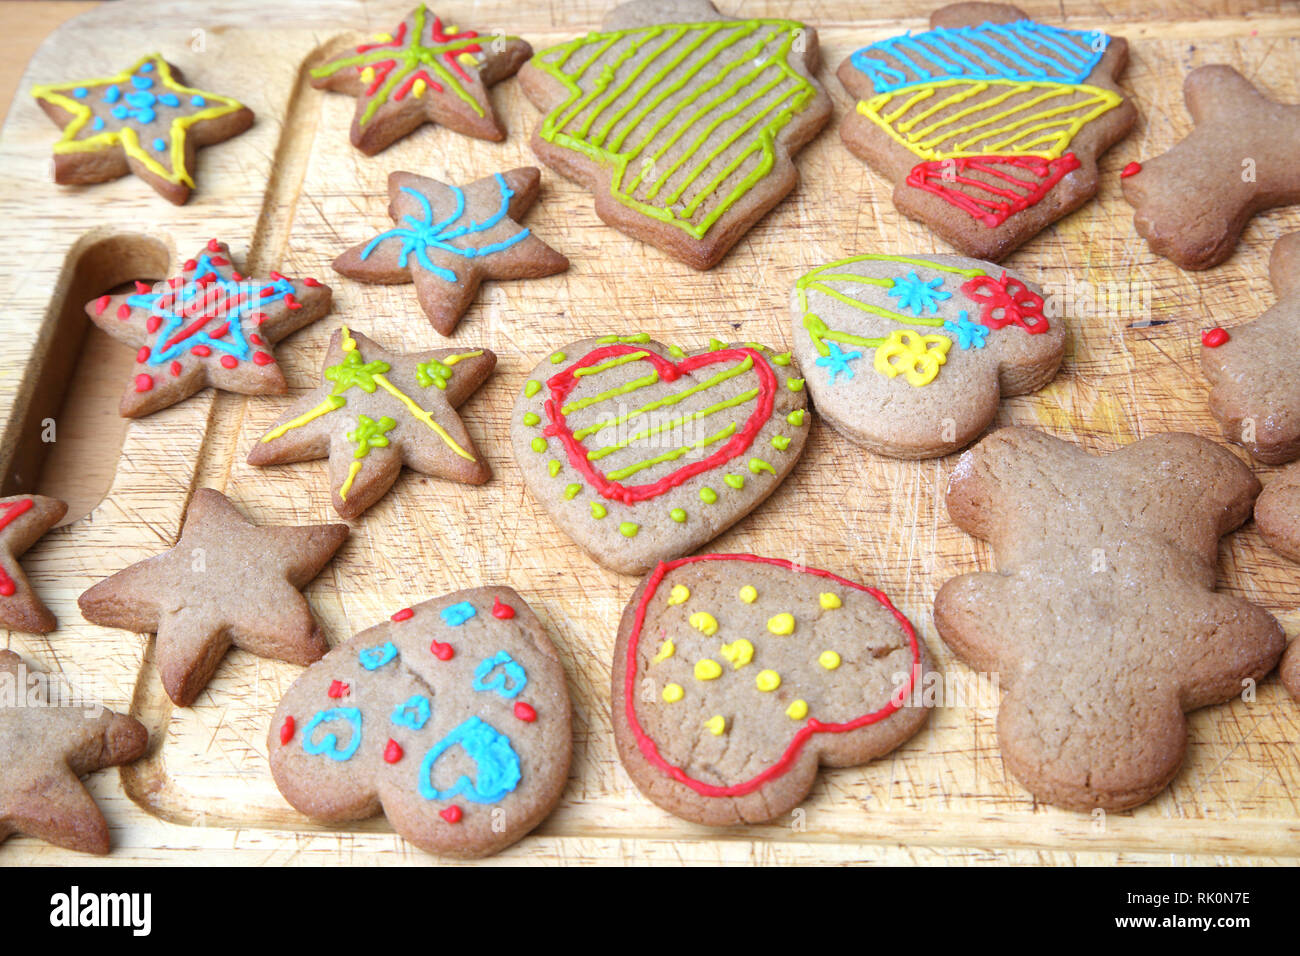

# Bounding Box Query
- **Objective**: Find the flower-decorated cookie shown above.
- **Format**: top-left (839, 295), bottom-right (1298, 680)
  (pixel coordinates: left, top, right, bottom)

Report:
top-left (310, 4), bottom-right (533, 154)
top-left (269, 588), bottom-right (571, 858)
top-left (791, 253), bottom-right (1065, 458)
top-left (612, 555), bottom-right (931, 825)
top-left (511, 335), bottom-right (809, 575)
top-left (87, 240), bottom-right (332, 417)
top-left (519, 0), bottom-right (833, 269)
top-left (0, 495), bottom-right (67, 634)
top-left (31, 54), bottom-right (253, 204)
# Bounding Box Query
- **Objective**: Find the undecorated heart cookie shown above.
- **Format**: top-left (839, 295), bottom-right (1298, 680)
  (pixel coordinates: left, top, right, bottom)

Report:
top-left (269, 588), bottom-right (571, 858)
top-left (611, 555), bottom-right (932, 825)
top-left (791, 253), bottom-right (1064, 458)
top-left (511, 335), bottom-right (809, 575)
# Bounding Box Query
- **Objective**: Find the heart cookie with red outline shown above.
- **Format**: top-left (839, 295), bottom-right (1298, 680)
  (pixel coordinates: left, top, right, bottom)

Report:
top-left (511, 336), bottom-right (809, 575)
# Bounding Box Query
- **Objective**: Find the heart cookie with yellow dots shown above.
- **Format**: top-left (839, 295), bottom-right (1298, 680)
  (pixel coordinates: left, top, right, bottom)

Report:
top-left (612, 555), bottom-right (933, 825)
top-left (510, 335), bottom-right (809, 575)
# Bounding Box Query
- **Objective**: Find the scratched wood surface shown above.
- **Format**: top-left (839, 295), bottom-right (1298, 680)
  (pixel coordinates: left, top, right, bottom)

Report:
top-left (1, 0), bottom-right (1299, 866)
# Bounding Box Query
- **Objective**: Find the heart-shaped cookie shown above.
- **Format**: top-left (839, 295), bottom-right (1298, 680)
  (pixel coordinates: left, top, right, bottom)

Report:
top-left (791, 253), bottom-right (1065, 458)
top-left (612, 555), bottom-right (933, 825)
top-left (511, 335), bottom-right (809, 574)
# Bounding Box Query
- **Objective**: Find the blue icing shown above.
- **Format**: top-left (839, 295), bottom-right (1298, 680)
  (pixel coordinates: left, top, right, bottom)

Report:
top-left (92, 116), bottom-right (105, 131)
top-left (391, 694), bottom-right (432, 730)
top-left (139, 60), bottom-right (155, 72)
top-left (302, 707), bottom-right (362, 761)
top-left (152, 138), bottom-right (166, 151)
top-left (418, 717), bottom-right (521, 804)
top-left (73, 87), bottom-right (88, 98)
top-left (944, 311), bottom-right (990, 349)
top-left (888, 272), bottom-right (952, 315)
top-left (440, 601), bottom-right (477, 626)
top-left (849, 19), bottom-right (1107, 93)
top-left (358, 641), bottom-right (398, 671)
top-left (471, 651), bottom-right (527, 700)
top-left (111, 105), bottom-right (129, 120)
top-left (103, 84), bottom-right (121, 104)
top-left (814, 342), bottom-right (862, 383)
top-left (191, 94), bottom-right (206, 107)
top-left (131, 74), bottom-right (154, 90)
top-left (159, 93), bottom-right (180, 107)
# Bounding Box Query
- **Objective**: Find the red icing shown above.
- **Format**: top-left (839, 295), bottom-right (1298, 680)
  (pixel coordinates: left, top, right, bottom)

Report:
top-left (192, 345), bottom-right (211, 357)
top-left (116, 304), bottom-right (131, 320)
top-left (961, 272), bottom-right (1049, 334)
top-left (430, 640), bottom-right (454, 661)
top-left (491, 597), bottom-right (515, 620)
top-left (383, 739), bottom-right (404, 763)
top-left (279, 716), bottom-right (295, 745)
top-left (624, 555), bottom-right (921, 799)
top-left (0, 566), bottom-right (14, 597)
top-left (269, 271), bottom-right (285, 281)
top-left (220, 355), bottom-right (238, 369)
top-left (285, 294), bottom-right (302, 311)
top-left (0, 499), bottom-right (34, 533)
top-left (134, 280), bottom-right (152, 294)
top-left (134, 374), bottom-right (154, 392)
top-left (327, 679), bottom-right (349, 698)
top-left (394, 69), bottom-right (444, 101)
top-left (210, 256), bottom-right (229, 267)
top-left (392, 607), bottom-right (414, 622)
top-left (357, 21), bottom-right (406, 53)
top-left (429, 16), bottom-right (481, 82)
top-left (249, 334), bottom-right (264, 346)
top-left (253, 352), bottom-right (274, 366)
top-left (251, 312), bottom-right (267, 325)
top-left (94, 295), bottom-right (111, 315)
top-left (169, 361), bottom-right (182, 377)
top-left (146, 315), bottom-right (162, 334)
top-left (303, 277), bottom-right (321, 287)
top-left (439, 806), bottom-right (462, 824)
top-left (906, 153), bottom-right (1081, 228)
top-left (1121, 162), bottom-right (1142, 178)
top-left (207, 238), bottom-right (221, 253)
top-left (136, 347), bottom-right (150, 363)
top-left (1201, 327), bottom-right (1230, 348)
top-left (183, 259), bottom-right (197, 272)
top-left (513, 702), bottom-right (537, 723)
top-left (544, 345), bottom-right (777, 505)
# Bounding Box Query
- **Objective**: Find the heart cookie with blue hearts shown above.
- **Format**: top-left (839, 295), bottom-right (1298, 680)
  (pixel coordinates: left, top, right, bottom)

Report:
top-left (269, 587), bottom-right (571, 858)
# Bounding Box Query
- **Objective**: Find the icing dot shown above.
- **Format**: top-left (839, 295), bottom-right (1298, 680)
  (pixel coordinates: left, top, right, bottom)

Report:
top-left (383, 739), bottom-right (404, 763)
top-left (773, 351), bottom-right (792, 366)
top-left (767, 613), bottom-right (795, 635)
top-left (1202, 327), bottom-right (1230, 348)
top-left (749, 458), bottom-right (776, 475)
top-left (152, 138), bottom-right (166, 151)
top-left (590, 502), bottom-right (607, 519)
top-left (440, 806), bottom-right (463, 824)
top-left (723, 474), bottom-right (744, 490)
top-left (524, 379), bottom-right (541, 397)
top-left (670, 508), bottom-right (687, 523)
top-left (104, 85), bottom-right (121, 103)
top-left (220, 355), bottom-right (238, 369)
top-left (704, 715), bottom-right (726, 736)
top-left (699, 487), bottom-right (718, 504)
top-left (788, 378), bottom-right (805, 392)
top-left (134, 373), bottom-right (154, 392)
top-left (787, 409), bottom-right (805, 426)
top-left (662, 683), bottom-right (684, 703)
top-left (131, 74), bottom-right (154, 90)
top-left (667, 585), bottom-right (690, 606)
top-left (719, 638), bottom-right (754, 669)
top-left (819, 650), bottom-right (841, 670)
top-left (564, 483), bottom-right (581, 500)
top-left (694, 659), bottom-right (722, 681)
top-left (651, 640), bottom-right (675, 663)
top-left (513, 702), bottom-right (537, 722)
top-left (547, 459), bottom-right (561, 477)
top-left (73, 86), bottom-right (88, 98)
top-left (688, 612), bottom-right (718, 636)
top-left (92, 116), bottom-right (105, 131)
top-left (819, 593), bottom-right (842, 611)
top-left (738, 585), bottom-right (757, 604)
top-left (279, 716), bottom-right (295, 744)
top-left (618, 522), bottom-right (639, 538)
top-left (491, 597), bottom-right (515, 619)
top-left (771, 435), bottom-right (791, 451)
top-left (191, 94), bottom-right (206, 107)
top-left (549, 351), bottom-right (566, 364)
top-left (159, 93), bottom-right (180, 107)
top-left (1120, 161), bottom-right (1142, 178)
top-left (756, 669), bottom-right (781, 692)
top-left (786, 699), bottom-right (808, 720)
top-left (523, 411), bottom-right (540, 426)
top-left (530, 437), bottom-right (547, 453)
top-left (111, 105), bottom-right (129, 119)
top-left (139, 61), bottom-right (154, 72)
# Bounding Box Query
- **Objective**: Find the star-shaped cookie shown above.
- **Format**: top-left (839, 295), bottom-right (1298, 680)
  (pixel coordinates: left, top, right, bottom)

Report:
top-left (310, 4), bottom-right (532, 154)
top-left (77, 489), bottom-right (348, 707)
top-left (0, 495), bottom-right (67, 634)
top-left (333, 168), bottom-right (567, 335)
top-left (87, 240), bottom-right (332, 418)
top-left (1123, 65), bottom-right (1300, 270)
top-left (248, 327), bottom-right (496, 518)
top-left (31, 54), bottom-right (253, 205)
top-left (0, 650), bottom-right (148, 854)
top-left (934, 428), bottom-right (1285, 811)
top-left (1201, 231), bottom-right (1300, 464)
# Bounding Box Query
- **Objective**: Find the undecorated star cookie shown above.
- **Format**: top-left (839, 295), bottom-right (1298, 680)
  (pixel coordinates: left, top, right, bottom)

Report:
top-left (1122, 66), bottom-right (1300, 271)
top-left (333, 168), bottom-right (567, 336)
top-left (1200, 232), bottom-right (1300, 464)
top-left (249, 327), bottom-right (496, 519)
top-left (31, 54), bottom-right (253, 204)
top-left (270, 588), bottom-right (571, 858)
top-left (310, 4), bottom-right (533, 154)
top-left (0, 650), bottom-right (148, 854)
top-left (519, 0), bottom-right (833, 269)
top-left (78, 489), bottom-right (348, 707)
top-left (837, 3), bottom-right (1135, 261)
top-left (791, 253), bottom-right (1065, 458)
top-left (934, 428), bottom-right (1285, 811)
top-left (0, 495), bottom-right (67, 634)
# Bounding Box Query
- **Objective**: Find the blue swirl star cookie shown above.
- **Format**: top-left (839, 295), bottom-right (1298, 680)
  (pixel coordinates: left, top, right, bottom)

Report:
top-left (31, 54), bottom-right (253, 205)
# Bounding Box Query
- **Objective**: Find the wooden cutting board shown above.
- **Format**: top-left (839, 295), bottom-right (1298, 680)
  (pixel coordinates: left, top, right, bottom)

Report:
top-left (2, 0), bottom-right (1299, 865)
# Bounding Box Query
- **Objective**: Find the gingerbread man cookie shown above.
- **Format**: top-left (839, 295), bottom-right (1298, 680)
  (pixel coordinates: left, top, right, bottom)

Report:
top-left (1252, 467), bottom-right (1300, 701)
top-left (1201, 232), bottom-right (1300, 464)
top-left (837, 3), bottom-right (1135, 261)
top-left (1122, 66), bottom-right (1300, 270)
top-left (310, 5), bottom-right (532, 154)
top-left (0, 495), bottom-right (67, 634)
top-left (333, 168), bottom-right (568, 336)
top-left (270, 588), bottom-right (571, 858)
top-left (31, 54), bottom-right (253, 204)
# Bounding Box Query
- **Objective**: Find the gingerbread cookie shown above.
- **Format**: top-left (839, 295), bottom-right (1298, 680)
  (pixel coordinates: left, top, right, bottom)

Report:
top-left (0, 650), bottom-right (148, 854)
top-left (792, 253), bottom-right (1065, 458)
top-left (512, 335), bottom-right (808, 575)
top-left (1122, 66), bottom-right (1300, 271)
top-left (333, 168), bottom-right (568, 336)
top-left (78, 489), bottom-right (347, 707)
top-left (934, 428), bottom-right (1285, 811)
top-left (0, 495), bottom-right (67, 634)
top-left (310, 5), bottom-right (532, 154)
top-left (1253, 467), bottom-right (1300, 701)
top-left (249, 327), bottom-right (495, 519)
top-left (519, 0), bottom-right (832, 269)
top-left (837, 4), bottom-right (1135, 261)
top-left (31, 54), bottom-right (253, 205)
top-left (1201, 232), bottom-right (1300, 464)
top-left (87, 240), bottom-right (331, 418)
top-left (270, 588), bottom-right (571, 858)
top-left (612, 555), bottom-right (931, 825)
